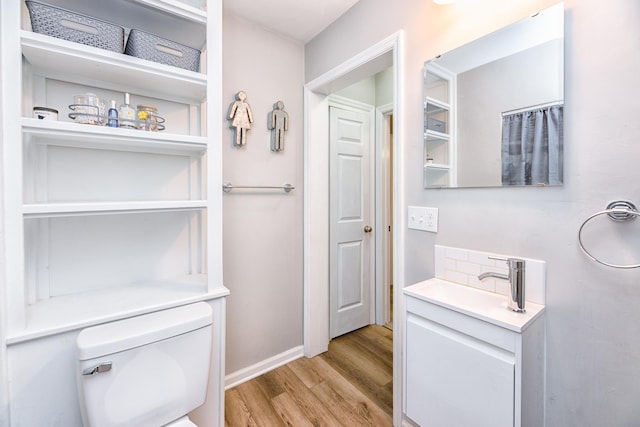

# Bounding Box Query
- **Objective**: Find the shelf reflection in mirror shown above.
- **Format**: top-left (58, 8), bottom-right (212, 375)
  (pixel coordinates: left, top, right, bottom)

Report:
top-left (423, 2), bottom-right (564, 188)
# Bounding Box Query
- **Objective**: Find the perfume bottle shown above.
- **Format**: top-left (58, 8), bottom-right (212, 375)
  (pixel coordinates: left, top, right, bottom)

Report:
top-left (118, 93), bottom-right (136, 129)
top-left (107, 100), bottom-right (118, 127)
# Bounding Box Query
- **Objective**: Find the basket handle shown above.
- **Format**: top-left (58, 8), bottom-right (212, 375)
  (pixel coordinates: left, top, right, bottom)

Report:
top-left (59, 19), bottom-right (99, 35)
top-left (155, 43), bottom-right (184, 58)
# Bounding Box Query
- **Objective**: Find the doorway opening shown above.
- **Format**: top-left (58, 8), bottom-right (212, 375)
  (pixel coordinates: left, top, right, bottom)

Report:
top-left (303, 31), bottom-right (404, 426)
top-left (328, 78), bottom-right (393, 338)
top-left (328, 98), bottom-right (375, 339)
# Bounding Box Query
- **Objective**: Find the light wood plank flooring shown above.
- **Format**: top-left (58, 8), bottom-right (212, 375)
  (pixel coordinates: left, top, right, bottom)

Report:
top-left (225, 325), bottom-right (393, 426)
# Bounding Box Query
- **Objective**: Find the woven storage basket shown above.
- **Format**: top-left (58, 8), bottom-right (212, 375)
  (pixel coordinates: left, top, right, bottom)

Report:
top-left (26, 1), bottom-right (124, 53)
top-left (125, 29), bottom-right (200, 72)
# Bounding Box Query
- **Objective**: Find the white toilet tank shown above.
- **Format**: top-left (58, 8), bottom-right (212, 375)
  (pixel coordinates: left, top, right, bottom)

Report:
top-left (76, 302), bottom-right (213, 427)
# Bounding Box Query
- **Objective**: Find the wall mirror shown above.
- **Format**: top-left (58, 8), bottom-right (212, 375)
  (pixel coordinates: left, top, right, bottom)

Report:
top-left (423, 3), bottom-right (564, 188)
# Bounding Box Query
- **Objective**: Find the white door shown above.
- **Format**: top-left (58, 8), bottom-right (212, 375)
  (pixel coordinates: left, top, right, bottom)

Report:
top-left (329, 105), bottom-right (373, 339)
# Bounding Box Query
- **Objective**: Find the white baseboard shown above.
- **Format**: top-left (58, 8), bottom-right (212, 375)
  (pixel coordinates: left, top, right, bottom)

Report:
top-left (224, 346), bottom-right (305, 390)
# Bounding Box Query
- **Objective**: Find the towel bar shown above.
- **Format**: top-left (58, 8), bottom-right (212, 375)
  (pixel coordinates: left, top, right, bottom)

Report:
top-left (222, 182), bottom-right (294, 193)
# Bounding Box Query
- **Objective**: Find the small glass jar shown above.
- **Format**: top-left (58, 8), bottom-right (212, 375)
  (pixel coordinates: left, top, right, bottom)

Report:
top-left (136, 104), bottom-right (158, 131)
top-left (72, 93), bottom-right (105, 125)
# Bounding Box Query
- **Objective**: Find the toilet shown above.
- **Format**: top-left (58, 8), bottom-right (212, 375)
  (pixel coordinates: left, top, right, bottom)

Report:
top-left (75, 302), bottom-right (213, 427)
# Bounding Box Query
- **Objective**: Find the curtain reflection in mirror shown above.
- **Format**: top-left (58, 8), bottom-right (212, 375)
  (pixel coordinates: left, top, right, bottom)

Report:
top-left (501, 104), bottom-right (563, 186)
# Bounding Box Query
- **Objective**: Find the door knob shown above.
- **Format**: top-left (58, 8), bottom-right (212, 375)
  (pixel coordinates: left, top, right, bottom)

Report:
top-left (364, 225), bottom-right (373, 233)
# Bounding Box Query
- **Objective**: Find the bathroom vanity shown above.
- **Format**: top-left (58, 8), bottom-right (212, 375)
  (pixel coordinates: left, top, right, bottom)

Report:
top-left (403, 279), bottom-right (545, 427)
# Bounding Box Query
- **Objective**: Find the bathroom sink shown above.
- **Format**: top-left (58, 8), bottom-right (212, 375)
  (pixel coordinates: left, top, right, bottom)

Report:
top-left (404, 278), bottom-right (545, 332)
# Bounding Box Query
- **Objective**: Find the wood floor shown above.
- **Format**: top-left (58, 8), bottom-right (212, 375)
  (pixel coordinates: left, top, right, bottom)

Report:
top-left (225, 325), bottom-right (393, 426)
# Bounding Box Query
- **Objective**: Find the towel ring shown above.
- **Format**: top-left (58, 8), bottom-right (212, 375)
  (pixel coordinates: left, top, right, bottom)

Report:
top-left (578, 200), bottom-right (640, 269)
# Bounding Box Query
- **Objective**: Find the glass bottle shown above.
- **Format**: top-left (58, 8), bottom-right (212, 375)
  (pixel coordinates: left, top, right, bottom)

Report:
top-left (107, 100), bottom-right (118, 127)
top-left (119, 93), bottom-right (136, 129)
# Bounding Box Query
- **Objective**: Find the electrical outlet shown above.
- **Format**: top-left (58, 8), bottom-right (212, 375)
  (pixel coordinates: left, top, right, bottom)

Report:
top-left (424, 207), bottom-right (438, 232)
top-left (407, 206), bottom-right (438, 232)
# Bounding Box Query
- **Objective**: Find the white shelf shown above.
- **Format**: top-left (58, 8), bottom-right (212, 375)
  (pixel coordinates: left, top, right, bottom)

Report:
top-left (425, 130), bottom-right (450, 141)
top-left (425, 129), bottom-right (450, 140)
top-left (131, 0), bottom-right (207, 24)
top-left (6, 275), bottom-right (230, 344)
top-left (21, 31), bottom-right (207, 102)
top-left (22, 118), bottom-right (207, 155)
top-left (23, 200), bottom-right (207, 218)
top-left (425, 96), bottom-right (450, 112)
top-left (425, 163), bottom-right (450, 171)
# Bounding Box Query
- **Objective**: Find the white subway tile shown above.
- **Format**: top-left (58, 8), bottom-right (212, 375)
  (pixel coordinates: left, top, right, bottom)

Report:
top-left (444, 269), bottom-right (468, 285)
top-left (435, 245), bottom-right (445, 278)
top-left (445, 247), bottom-right (468, 261)
top-left (469, 250), bottom-right (494, 267)
top-left (495, 280), bottom-right (510, 296)
top-left (524, 259), bottom-right (546, 304)
top-left (444, 258), bottom-right (456, 271)
top-left (457, 260), bottom-right (482, 275)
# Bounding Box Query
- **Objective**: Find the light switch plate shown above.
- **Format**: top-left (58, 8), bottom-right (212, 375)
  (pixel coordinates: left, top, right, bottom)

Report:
top-left (408, 206), bottom-right (438, 232)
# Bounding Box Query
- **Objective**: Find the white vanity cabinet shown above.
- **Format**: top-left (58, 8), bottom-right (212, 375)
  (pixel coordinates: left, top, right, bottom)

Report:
top-left (403, 279), bottom-right (545, 427)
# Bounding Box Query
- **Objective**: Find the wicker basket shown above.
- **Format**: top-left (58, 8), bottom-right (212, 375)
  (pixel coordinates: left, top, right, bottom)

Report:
top-left (125, 29), bottom-right (200, 72)
top-left (26, 1), bottom-right (124, 53)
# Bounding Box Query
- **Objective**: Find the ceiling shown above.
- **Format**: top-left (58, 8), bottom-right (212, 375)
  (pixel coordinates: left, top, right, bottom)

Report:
top-left (223, 0), bottom-right (361, 43)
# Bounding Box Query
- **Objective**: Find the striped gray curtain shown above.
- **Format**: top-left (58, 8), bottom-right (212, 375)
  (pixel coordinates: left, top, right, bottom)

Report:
top-left (501, 105), bottom-right (563, 186)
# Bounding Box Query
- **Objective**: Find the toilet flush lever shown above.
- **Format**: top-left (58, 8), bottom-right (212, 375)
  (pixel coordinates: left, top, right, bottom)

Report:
top-left (82, 362), bottom-right (112, 376)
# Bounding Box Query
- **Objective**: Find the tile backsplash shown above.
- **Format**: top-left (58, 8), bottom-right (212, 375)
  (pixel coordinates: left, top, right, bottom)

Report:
top-left (435, 245), bottom-right (546, 305)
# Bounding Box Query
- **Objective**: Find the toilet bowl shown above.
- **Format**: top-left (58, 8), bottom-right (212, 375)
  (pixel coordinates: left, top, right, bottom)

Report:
top-left (76, 302), bottom-right (212, 427)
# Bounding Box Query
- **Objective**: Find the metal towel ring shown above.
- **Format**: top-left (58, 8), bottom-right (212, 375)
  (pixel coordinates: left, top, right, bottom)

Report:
top-left (578, 200), bottom-right (640, 269)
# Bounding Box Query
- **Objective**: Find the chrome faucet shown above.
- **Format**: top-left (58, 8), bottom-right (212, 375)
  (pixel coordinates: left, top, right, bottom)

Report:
top-left (478, 257), bottom-right (526, 313)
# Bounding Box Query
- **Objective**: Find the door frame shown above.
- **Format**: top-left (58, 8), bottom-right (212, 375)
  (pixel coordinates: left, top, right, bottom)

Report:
top-left (375, 102), bottom-right (393, 326)
top-left (303, 30), bottom-right (405, 426)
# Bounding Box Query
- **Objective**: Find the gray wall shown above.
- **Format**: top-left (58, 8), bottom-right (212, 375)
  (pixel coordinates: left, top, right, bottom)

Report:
top-left (375, 67), bottom-right (394, 107)
top-left (306, 0), bottom-right (640, 425)
top-left (334, 67), bottom-right (393, 107)
top-left (335, 75), bottom-right (376, 104)
top-left (222, 13), bottom-right (304, 374)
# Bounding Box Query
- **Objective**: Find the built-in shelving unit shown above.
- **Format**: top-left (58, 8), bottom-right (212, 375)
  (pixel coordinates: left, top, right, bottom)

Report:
top-left (1, 1), bottom-right (226, 424)
top-left (423, 63), bottom-right (456, 188)
top-left (2, 0), bottom-right (224, 343)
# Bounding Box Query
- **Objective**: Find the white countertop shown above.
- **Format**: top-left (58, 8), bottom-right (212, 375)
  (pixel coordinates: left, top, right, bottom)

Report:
top-left (404, 278), bottom-right (545, 332)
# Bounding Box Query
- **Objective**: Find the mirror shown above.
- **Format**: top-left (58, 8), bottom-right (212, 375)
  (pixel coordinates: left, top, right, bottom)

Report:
top-left (423, 3), bottom-right (564, 188)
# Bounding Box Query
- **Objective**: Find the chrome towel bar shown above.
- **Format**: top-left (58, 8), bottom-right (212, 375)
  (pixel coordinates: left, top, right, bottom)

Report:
top-left (222, 182), bottom-right (294, 193)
